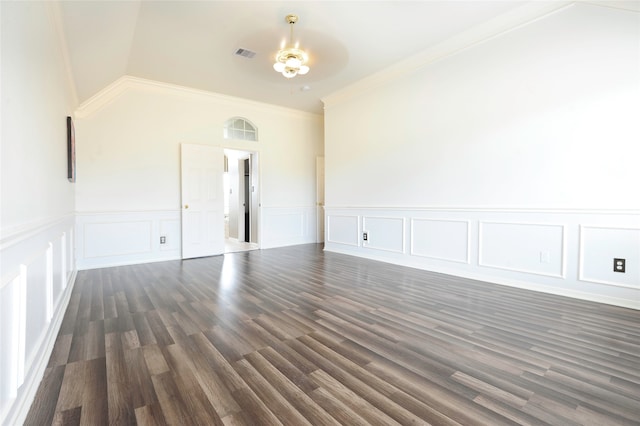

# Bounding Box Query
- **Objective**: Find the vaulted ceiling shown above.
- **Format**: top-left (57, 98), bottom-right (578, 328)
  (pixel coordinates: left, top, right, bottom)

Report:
top-left (59, 1), bottom-right (541, 114)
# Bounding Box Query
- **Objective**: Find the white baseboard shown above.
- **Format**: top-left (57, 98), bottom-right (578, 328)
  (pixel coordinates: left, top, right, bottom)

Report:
top-left (76, 254), bottom-right (182, 271)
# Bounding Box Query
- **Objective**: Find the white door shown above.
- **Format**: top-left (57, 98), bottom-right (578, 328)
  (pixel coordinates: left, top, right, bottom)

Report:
top-left (316, 156), bottom-right (325, 243)
top-left (181, 144), bottom-right (225, 259)
top-left (250, 153), bottom-right (259, 244)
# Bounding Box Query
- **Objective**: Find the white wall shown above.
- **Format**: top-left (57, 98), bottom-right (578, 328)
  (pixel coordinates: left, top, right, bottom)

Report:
top-left (1, 2), bottom-right (78, 424)
top-left (74, 78), bottom-right (323, 268)
top-left (1, 2), bottom-right (76, 232)
top-left (323, 3), bottom-right (640, 308)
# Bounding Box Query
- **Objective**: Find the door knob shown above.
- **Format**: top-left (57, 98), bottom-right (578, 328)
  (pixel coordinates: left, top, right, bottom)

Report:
top-left (184, 204), bottom-right (189, 209)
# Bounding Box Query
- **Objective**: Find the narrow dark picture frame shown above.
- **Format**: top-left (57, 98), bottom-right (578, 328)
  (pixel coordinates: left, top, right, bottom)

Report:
top-left (67, 116), bottom-right (76, 182)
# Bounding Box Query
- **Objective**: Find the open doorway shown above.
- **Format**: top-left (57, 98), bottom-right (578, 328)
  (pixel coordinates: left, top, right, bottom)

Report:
top-left (224, 149), bottom-right (259, 253)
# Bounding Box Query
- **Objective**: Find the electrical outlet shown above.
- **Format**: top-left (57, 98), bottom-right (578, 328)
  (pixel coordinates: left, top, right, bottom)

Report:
top-left (613, 258), bottom-right (625, 273)
top-left (363, 232), bottom-right (368, 241)
top-left (160, 236), bottom-right (166, 244)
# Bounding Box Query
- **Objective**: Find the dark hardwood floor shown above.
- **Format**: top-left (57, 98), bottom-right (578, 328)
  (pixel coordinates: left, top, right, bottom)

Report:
top-left (25, 244), bottom-right (640, 425)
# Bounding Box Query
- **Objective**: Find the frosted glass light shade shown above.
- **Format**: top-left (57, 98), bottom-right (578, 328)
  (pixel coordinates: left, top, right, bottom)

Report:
top-left (285, 57), bottom-right (302, 68)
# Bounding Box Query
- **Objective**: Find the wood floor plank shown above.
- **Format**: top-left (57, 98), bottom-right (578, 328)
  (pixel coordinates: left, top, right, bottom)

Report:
top-left (89, 279), bottom-right (105, 322)
top-left (24, 365), bottom-right (65, 426)
top-left (309, 386), bottom-right (374, 426)
top-left (85, 320), bottom-right (106, 361)
top-left (54, 361), bottom-right (86, 412)
top-left (57, 289), bottom-right (82, 335)
top-left (134, 403), bottom-right (168, 426)
top-left (25, 244), bottom-right (640, 425)
top-left (310, 368), bottom-right (408, 426)
top-left (162, 344), bottom-right (226, 425)
top-left (133, 311), bottom-right (158, 346)
top-left (124, 347), bottom-right (158, 409)
top-left (142, 343), bottom-right (171, 376)
top-left (367, 357), bottom-right (519, 425)
top-left (79, 357), bottom-right (108, 426)
top-left (151, 371), bottom-right (197, 425)
top-left (105, 332), bottom-right (136, 425)
top-left (47, 334), bottom-right (73, 368)
top-left (256, 345), bottom-right (319, 393)
top-left (189, 351), bottom-right (242, 418)
top-left (66, 334), bottom-right (86, 364)
top-left (299, 336), bottom-right (436, 425)
top-left (52, 406), bottom-right (81, 426)
top-left (244, 351), bottom-right (337, 425)
top-left (233, 358), bottom-right (312, 426)
top-left (190, 332), bottom-right (247, 392)
top-left (145, 309), bottom-right (175, 347)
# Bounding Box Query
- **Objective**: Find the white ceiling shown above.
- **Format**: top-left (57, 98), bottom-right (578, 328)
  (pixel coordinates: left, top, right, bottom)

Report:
top-left (59, 1), bottom-right (542, 114)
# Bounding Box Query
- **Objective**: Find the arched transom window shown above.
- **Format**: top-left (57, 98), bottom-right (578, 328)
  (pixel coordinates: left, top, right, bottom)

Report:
top-left (224, 117), bottom-right (257, 141)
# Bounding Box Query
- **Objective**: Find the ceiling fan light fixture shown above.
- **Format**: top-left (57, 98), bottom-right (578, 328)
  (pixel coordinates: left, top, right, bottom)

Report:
top-left (273, 14), bottom-right (310, 79)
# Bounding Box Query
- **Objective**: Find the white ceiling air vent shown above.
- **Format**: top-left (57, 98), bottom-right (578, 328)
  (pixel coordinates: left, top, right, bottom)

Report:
top-left (234, 48), bottom-right (256, 59)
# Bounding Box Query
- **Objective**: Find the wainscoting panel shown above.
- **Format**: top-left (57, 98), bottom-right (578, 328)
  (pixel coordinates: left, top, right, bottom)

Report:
top-left (326, 214), bottom-right (360, 247)
top-left (66, 228), bottom-right (74, 281)
top-left (77, 208), bottom-right (319, 267)
top-left (479, 221), bottom-right (565, 278)
top-left (0, 274), bottom-right (24, 416)
top-left (362, 216), bottom-right (405, 253)
top-left (159, 219), bottom-right (181, 252)
top-left (579, 226), bottom-right (640, 288)
top-left (83, 220), bottom-right (152, 258)
top-left (324, 206), bottom-right (639, 309)
top-left (260, 206), bottom-right (317, 249)
top-left (0, 216), bottom-right (76, 425)
top-left (411, 219), bottom-right (470, 263)
top-left (23, 248), bottom-right (50, 370)
top-left (51, 235), bottom-right (64, 308)
top-left (76, 211), bottom-right (182, 269)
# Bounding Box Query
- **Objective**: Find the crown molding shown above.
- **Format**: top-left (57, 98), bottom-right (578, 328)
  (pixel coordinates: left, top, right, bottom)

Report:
top-left (75, 75), bottom-right (322, 119)
top-left (322, 1), bottom-right (576, 110)
top-left (583, 0), bottom-right (640, 12)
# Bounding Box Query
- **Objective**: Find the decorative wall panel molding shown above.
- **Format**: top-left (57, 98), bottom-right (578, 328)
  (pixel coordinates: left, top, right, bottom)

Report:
top-left (326, 214), bottom-right (360, 247)
top-left (159, 219), bottom-right (181, 252)
top-left (76, 211), bottom-right (181, 269)
top-left (0, 216), bottom-right (76, 425)
top-left (324, 206), bottom-right (639, 309)
top-left (362, 216), bottom-right (405, 254)
top-left (83, 220), bottom-right (153, 258)
top-left (478, 221), bottom-right (566, 278)
top-left (579, 226), bottom-right (640, 288)
top-left (261, 206), bottom-right (317, 249)
top-left (411, 218), bottom-right (470, 263)
top-left (77, 207), bottom-right (318, 268)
